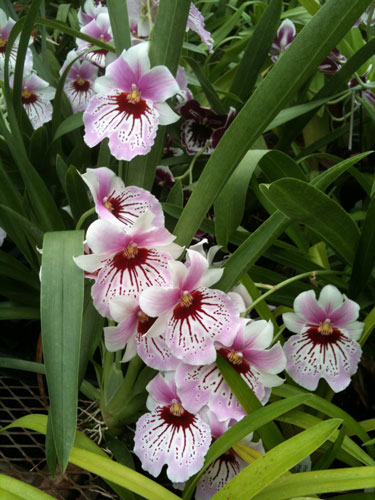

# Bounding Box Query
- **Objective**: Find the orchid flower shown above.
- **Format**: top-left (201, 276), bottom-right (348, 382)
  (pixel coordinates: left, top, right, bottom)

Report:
top-left (319, 48), bottom-right (346, 74)
top-left (269, 19), bottom-right (296, 63)
top-left (175, 320), bottom-right (286, 421)
top-left (81, 167), bottom-right (164, 228)
top-left (180, 100), bottom-right (227, 155)
top-left (78, 0), bottom-right (108, 26)
top-left (283, 285), bottom-right (363, 392)
top-left (104, 295), bottom-right (179, 370)
top-left (354, 1), bottom-right (375, 27)
top-left (139, 249), bottom-right (243, 365)
top-left (83, 42), bottom-right (180, 161)
top-left (61, 51), bottom-right (98, 113)
top-left (134, 372), bottom-right (211, 482)
top-left (77, 13), bottom-right (114, 68)
top-left (13, 73), bottom-right (55, 130)
top-left (74, 211), bottom-right (182, 317)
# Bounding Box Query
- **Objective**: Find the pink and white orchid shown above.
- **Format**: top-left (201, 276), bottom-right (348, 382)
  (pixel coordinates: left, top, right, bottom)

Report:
top-left (134, 372), bottom-right (211, 482)
top-left (175, 319), bottom-right (286, 421)
top-left (78, 0), bottom-right (108, 26)
top-left (354, 1), bottom-right (375, 27)
top-left (83, 42), bottom-right (180, 161)
top-left (81, 167), bottom-right (164, 228)
top-left (77, 13), bottom-right (114, 68)
top-left (74, 211), bottom-right (182, 317)
top-left (104, 295), bottom-right (179, 370)
top-left (283, 285), bottom-right (363, 392)
top-left (61, 51), bottom-right (98, 113)
top-left (14, 73), bottom-right (55, 130)
top-left (139, 249), bottom-right (243, 365)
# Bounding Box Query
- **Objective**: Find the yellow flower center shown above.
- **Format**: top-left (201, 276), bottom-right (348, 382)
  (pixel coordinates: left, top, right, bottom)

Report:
top-left (137, 310), bottom-right (149, 323)
top-left (0, 38), bottom-right (6, 48)
top-left (227, 350), bottom-right (243, 365)
top-left (169, 399), bottom-right (185, 417)
top-left (103, 196), bottom-right (113, 211)
top-left (127, 84), bottom-right (142, 104)
top-left (123, 242), bottom-right (138, 259)
top-left (179, 291), bottom-right (193, 307)
top-left (318, 319), bottom-right (333, 336)
top-left (76, 77), bottom-right (86, 86)
top-left (22, 90), bottom-right (32, 99)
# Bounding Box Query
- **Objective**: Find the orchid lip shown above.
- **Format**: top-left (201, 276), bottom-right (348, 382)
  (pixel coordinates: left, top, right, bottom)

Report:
top-left (227, 350), bottom-right (244, 365)
top-left (169, 399), bottom-right (185, 417)
top-left (123, 242), bottom-right (139, 259)
top-left (318, 319), bottom-right (334, 336)
top-left (179, 290), bottom-right (193, 307)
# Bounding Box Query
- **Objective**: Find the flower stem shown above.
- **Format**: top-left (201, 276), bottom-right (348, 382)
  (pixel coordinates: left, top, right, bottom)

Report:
top-left (75, 207), bottom-right (96, 231)
top-left (246, 270), bottom-right (342, 314)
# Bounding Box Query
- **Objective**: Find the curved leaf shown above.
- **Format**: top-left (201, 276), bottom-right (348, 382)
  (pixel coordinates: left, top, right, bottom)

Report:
top-left (0, 475), bottom-right (57, 500)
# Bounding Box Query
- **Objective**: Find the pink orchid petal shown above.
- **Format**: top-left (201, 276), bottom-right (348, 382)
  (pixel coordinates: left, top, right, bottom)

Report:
top-left (294, 290), bottom-right (327, 324)
top-left (283, 311), bottom-right (306, 334)
top-left (146, 372), bottom-right (177, 406)
top-left (243, 342), bottom-right (286, 374)
top-left (318, 284), bottom-right (345, 314)
top-left (137, 333), bottom-right (179, 371)
top-left (328, 298), bottom-right (360, 327)
top-left (73, 253), bottom-right (107, 273)
top-left (235, 320), bottom-right (274, 351)
top-left (108, 295), bottom-right (139, 323)
top-left (183, 249), bottom-right (209, 291)
top-left (340, 321), bottom-right (364, 342)
top-left (122, 42), bottom-right (150, 79)
top-left (153, 101), bottom-right (179, 125)
top-left (106, 56), bottom-right (138, 92)
top-left (140, 287), bottom-right (180, 317)
top-left (139, 65), bottom-right (180, 102)
top-left (284, 331), bottom-right (362, 392)
top-left (86, 219), bottom-right (127, 254)
top-left (104, 317), bottom-right (137, 351)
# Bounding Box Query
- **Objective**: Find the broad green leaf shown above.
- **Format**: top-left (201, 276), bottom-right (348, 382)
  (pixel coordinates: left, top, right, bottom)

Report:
top-left (359, 306), bottom-right (375, 346)
top-left (273, 385), bottom-right (375, 456)
top-left (53, 113), bottom-right (84, 142)
top-left (259, 150), bottom-right (306, 182)
top-left (251, 467), bottom-right (375, 500)
top-left (212, 419), bottom-right (342, 500)
top-left (173, 0), bottom-right (372, 246)
top-left (229, 0), bottom-right (282, 102)
top-left (0, 475), bottom-right (57, 500)
top-left (214, 150), bottom-right (263, 248)
top-left (216, 356), bottom-right (284, 449)
top-left (215, 211), bottom-right (290, 292)
top-left (260, 179), bottom-right (360, 265)
top-left (311, 152), bottom-right (372, 191)
top-left (166, 181), bottom-right (183, 206)
top-left (0, 250), bottom-right (39, 289)
top-left (211, 3), bottom-right (247, 47)
top-left (348, 193), bottom-right (375, 298)
top-left (107, 0), bottom-right (131, 55)
top-left (0, 357), bottom-right (44, 373)
top-left (298, 0), bottom-right (321, 15)
top-left (41, 231), bottom-right (84, 472)
top-left (182, 395), bottom-right (310, 500)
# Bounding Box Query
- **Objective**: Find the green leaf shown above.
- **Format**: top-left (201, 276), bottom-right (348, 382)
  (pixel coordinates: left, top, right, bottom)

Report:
top-left (212, 419), bottom-right (342, 500)
top-left (0, 303), bottom-right (40, 320)
top-left (166, 180), bottom-right (183, 206)
top-left (311, 152), bottom-right (372, 191)
top-left (182, 395), bottom-right (311, 500)
top-left (0, 475), bottom-right (57, 500)
top-left (107, 0), bottom-right (131, 55)
top-left (260, 179), bottom-right (360, 265)
top-left (65, 166), bottom-right (92, 223)
top-left (259, 150), bottom-right (306, 181)
top-left (215, 211), bottom-right (290, 292)
top-left (360, 307), bottom-right (375, 346)
top-left (211, 4), bottom-right (247, 47)
top-left (0, 250), bottom-right (39, 289)
top-left (214, 150), bottom-right (263, 248)
top-left (173, 0), bottom-right (372, 246)
top-left (216, 355), bottom-right (284, 449)
top-left (229, 0), bottom-right (282, 102)
top-left (251, 467), bottom-right (375, 500)
top-left (348, 193), bottom-right (375, 298)
top-left (41, 231), bottom-right (84, 472)
top-left (185, 57), bottom-right (226, 114)
top-left (0, 357), bottom-right (44, 373)
top-left (53, 113), bottom-right (84, 142)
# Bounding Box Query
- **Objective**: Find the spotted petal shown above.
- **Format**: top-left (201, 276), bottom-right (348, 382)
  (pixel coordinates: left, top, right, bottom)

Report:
top-left (284, 330), bottom-right (362, 392)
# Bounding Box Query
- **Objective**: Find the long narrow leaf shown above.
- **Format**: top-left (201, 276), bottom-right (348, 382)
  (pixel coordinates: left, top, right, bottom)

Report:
top-left (0, 475), bottom-right (57, 500)
top-left (41, 231), bottom-right (84, 472)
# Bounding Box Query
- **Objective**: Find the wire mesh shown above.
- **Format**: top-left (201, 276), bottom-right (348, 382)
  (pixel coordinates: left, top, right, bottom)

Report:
top-left (0, 375), bottom-right (118, 499)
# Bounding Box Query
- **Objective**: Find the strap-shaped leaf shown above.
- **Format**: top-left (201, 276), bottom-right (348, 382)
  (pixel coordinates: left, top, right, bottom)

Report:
top-left (251, 466), bottom-right (375, 500)
top-left (41, 231), bottom-right (84, 472)
top-left (0, 475), bottom-right (57, 500)
top-left (173, 0), bottom-right (372, 246)
top-left (349, 193), bottom-right (375, 298)
top-left (182, 394), bottom-right (310, 500)
top-left (260, 178), bottom-right (360, 265)
top-left (107, 0), bottom-right (131, 55)
top-left (212, 419), bottom-right (342, 500)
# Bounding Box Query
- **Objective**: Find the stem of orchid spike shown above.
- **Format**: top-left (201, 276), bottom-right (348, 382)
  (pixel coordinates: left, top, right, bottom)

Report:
top-left (174, 140), bottom-right (210, 184)
top-left (146, 0), bottom-right (153, 39)
top-left (75, 207), bottom-right (96, 230)
top-left (245, 270), bottom-right (342, 315)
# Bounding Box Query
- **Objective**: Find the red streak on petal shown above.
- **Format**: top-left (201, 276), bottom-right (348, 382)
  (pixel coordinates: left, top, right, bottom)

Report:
top-left (116, 92), bottom-right (148, 119)
top-left (218, 348), bottom-right (250, 375)
top-left (159, 405), bottom-right (195, 429)
top-left (305, 325), bottom-right (343, 345)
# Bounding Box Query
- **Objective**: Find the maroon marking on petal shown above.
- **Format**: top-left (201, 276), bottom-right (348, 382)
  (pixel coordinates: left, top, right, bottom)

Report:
top-left (22, 91), bottom-right (38, 105)
top-left (116, 92), bottom-right (148, 119)
top-left (137, 312), bottom-right (157, 335)
top-left (159, 405), bottom-right (195, 429)
top-left (305, 325), bottom-right (343, 345)
top-left (173, 290), bottom-right (204, 321)
top-left (0, 39), bottom-right (7, 54)
top-left (105, 189), bottom-right (151, 225)
top-left (217, 348), bottom-right (250, 375)
top-left (73, 78), bottom-right (91, 93)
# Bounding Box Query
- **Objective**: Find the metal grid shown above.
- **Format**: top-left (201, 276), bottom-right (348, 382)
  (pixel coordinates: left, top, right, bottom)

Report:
top-left (0, 375), bottom-right (116, 499)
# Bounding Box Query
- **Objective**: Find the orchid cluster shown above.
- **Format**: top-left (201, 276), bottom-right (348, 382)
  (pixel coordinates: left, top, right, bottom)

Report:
top-left (74, 166), bottom-right (364, 496)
